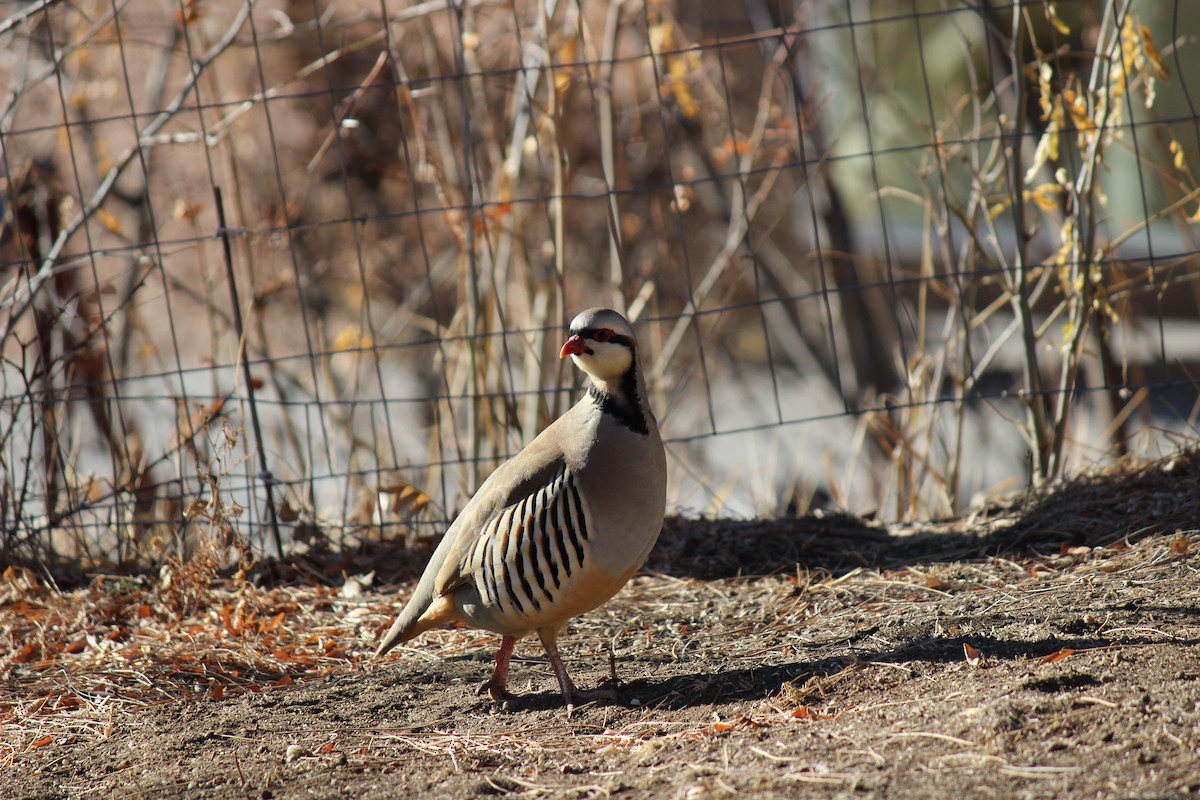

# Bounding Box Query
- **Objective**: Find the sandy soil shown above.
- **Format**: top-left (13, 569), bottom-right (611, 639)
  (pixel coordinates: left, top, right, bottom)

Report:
top-left (5, 453), bottom-right (1200, 799)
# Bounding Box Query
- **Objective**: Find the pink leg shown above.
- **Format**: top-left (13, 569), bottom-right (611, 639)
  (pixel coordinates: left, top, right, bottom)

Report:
top-left (482, 635), bottom-right (518, 707)
top-left (537, 628), bottom-right (618, 715)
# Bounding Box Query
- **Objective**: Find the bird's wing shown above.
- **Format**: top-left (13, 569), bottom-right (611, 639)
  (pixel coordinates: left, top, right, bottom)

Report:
top-left (375, 425), bottom-right (572, 656)
top-left (432, 439), bottom-right (569, 595)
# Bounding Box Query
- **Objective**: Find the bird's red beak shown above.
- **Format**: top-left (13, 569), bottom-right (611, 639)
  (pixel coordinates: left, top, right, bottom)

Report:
top-left (560, 335), bottom-right (589, 359)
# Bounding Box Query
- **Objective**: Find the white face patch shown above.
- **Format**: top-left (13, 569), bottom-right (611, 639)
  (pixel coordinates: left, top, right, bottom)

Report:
top-left (572, 340), bottom-right (633, 383)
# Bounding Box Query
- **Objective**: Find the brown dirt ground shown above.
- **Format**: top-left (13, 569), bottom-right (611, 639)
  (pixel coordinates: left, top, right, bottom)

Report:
top-left (5, 451), bottom-right (1200, 799)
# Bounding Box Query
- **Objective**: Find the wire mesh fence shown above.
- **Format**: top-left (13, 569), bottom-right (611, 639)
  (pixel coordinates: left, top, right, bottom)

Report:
top-left (2, 0), bottom-right (1198, 571)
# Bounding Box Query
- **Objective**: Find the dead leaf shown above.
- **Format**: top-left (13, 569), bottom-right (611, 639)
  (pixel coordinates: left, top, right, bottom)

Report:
top-left (1039, 648), bottom-right (1075, 665)
top-left (95, 207), bottom-right (125, 238)
top-left (790, 706), bottom-right (831, 721)
top-left (12, 644), bottom-right (41, 664)
top-left (261, 611), bottom-right (286, 634)
top-left (332, 325), bottom-right (373, 353)
top-left (1026, 183), bottom-right (1063, 211)
top-left (3, 566), bottom-right (43, 593)
top-left (1139, 26), bottom-right (1170, 81)
top-left (1170, 139), bottom-right (1187, 172)
top-left (278, 498), bottom-right (300, 523)
top-left (484, 202), bottom-right (513, 221)
top-left (172, 197), bottom-right (204, 221)
top-left (7, 600), bottom-right (47, 621)
top-left (1046, 3), bottom-right (1070, 35)
top-left (378, 481), bottom-right (432, 518)
top-left (964, 643), bottom-right (981, 666)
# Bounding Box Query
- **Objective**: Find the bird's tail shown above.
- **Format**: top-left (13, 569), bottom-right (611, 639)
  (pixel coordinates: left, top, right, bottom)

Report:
top-left (374, 528), bottom-right (461, 658)
top-left (374, 607), bottom-right (417, 658)
top-left (374, 571), bottom-right (438, 658)
top-left (375, 589), bottom-right (459, 657)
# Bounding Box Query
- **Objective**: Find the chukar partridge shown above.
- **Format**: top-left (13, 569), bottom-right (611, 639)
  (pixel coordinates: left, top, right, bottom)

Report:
top-left (375, 308), bottom-right (667, 712)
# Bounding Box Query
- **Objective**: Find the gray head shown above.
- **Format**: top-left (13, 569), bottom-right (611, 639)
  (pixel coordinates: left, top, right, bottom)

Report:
top-left (559, 308), bottom-right (639, 383)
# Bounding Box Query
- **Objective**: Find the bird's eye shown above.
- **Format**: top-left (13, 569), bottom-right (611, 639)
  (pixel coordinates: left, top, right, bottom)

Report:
top-left (593, 329), bottom-right (612, 343)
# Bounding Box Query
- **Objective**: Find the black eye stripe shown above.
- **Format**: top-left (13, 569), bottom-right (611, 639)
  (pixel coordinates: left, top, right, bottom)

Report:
top-left (574, 327), bottom-right (635, 349)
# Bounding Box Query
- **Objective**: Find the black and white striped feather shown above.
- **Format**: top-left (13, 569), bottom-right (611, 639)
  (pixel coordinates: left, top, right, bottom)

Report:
top-left (468, 464), bottom-right (591, 620)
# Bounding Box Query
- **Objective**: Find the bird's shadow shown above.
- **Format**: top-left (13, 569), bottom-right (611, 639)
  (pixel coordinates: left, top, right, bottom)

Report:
top-left (499, 630), bottom-right (1200, 713)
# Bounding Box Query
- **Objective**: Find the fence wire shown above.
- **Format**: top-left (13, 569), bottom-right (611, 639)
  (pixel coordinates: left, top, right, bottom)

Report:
top-left (2, 0), bottom-right (1198, 569)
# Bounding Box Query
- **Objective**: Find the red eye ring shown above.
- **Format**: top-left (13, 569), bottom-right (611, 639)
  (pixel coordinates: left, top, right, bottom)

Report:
top-left (593, 329), bottom-right (612, 343)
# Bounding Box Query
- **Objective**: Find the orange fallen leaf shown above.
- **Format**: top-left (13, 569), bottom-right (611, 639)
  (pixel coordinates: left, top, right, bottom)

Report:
top-left (791, 706), bottom-right (831, 721)
top-left (1169, 537), bottom-right (1189, 555)
top-left (261, 611), bottom-right (286, 634)
top-left (4, 565), bottom-right (43, 592)
top-left (12, 644), bottom-right (40, 664)
top-left (1039, 648), bottom-right (1075, 665)
top-left (31, 736), bottom-right (54, 748)
top-left (9, 600), bottom-right (44, 619)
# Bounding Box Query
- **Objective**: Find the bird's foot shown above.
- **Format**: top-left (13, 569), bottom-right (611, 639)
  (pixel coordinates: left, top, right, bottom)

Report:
top-left (561, 683), bottom-right (620, 717)
top-left (478, 679), bottom-right (520, 710)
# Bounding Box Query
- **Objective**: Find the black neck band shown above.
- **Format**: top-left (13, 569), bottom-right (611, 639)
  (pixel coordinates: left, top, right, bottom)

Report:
top-left (588, 363), bottom-right (649, 435)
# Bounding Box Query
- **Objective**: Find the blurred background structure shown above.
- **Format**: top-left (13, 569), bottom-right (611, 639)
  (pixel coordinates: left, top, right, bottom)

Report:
top-left (2, 0), bottom-right (1199, 571)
